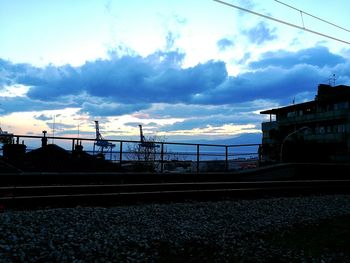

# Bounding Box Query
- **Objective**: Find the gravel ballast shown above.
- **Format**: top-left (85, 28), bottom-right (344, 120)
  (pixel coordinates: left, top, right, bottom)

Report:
top-left (1, 195), bottom-right (350, 262)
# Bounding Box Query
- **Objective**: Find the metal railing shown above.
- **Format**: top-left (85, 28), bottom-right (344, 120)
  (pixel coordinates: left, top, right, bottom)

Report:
top-left (1, 134), bottom-right (261, 173)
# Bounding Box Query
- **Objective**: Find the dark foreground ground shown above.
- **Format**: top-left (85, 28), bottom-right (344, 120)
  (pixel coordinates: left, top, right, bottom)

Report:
top-left (261, 214), bottom-right (350, 262)
top-left (1, 195), bottom-right (350, 262)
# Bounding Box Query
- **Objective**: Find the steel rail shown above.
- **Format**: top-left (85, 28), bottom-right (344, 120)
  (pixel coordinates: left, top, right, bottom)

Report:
top-left (2, 179), bottom-right (350, 209)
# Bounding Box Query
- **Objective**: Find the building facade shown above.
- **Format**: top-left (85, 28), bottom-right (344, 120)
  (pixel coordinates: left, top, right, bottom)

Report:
top-left (260, 84), bottom-right (350, 163)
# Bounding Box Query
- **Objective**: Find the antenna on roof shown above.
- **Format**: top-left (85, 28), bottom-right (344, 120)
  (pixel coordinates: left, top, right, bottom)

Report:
top-left (52, 115), bottom-right (56, 144)
top-left (328, 74), bottom-right (336, 86)
top-left (77, 122), bottom-right (80, 138)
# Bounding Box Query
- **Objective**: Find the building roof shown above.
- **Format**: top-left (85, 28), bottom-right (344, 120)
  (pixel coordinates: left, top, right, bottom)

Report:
top-left (317, 84), bottom-right (350, 100)
top-left (260, 101), bottom-right (315, 115)
top-left (260, 84), bottom-right (350, 115)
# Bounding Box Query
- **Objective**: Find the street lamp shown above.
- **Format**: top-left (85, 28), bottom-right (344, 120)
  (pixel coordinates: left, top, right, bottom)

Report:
top-left (280, 126), bottom-right (311, 162)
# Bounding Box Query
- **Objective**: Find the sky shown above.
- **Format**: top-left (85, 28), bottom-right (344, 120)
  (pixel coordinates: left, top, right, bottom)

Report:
top-left (1, 0), bottom-right (350, 143)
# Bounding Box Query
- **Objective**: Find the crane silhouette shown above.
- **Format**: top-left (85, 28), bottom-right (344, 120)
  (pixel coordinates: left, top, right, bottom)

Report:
top-left (93, 121), bottom-right (115, 157)
top-left (138, 125), bottom-right (159, 161)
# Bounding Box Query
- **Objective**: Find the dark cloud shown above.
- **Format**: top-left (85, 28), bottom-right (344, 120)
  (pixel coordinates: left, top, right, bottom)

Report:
top-left (0, 59), bottom-right (12, 87)
top-left (124, 121), bottom-right (158, 128)
top-left (333, 62), bottom-right (350, 84)
top-left (149, 102), bottom-right (275, 132)
top-left (238, 52), bottom-right (251, 64)
top-left (124, 122), bottom-right (141, 127)
top-left (26, 64), bottom-right (83, 100)
top-left (0, 96), bottom-right (76, 115)
top-left (217, 38), bottom-right (234, 51)
top-left (0, 59), bottom-right (34, 87)
top-left (1, 46), bottom-right (349, 118)
top-left (0, 59), bottom-right (49, 88)
top-left (242, 22), bottom-right (277, 45)
top-left (19, 51), bottom-right (227, 106)
top-left (249, 46), bottom-right (346, 69)
top-left (160, 113), bottom-right (261, 132)
top-left (144, 102), bottom-right (272, 120)
top-left (80, 101), bottom-right (150, 116)
top-left (191, 64), bottom-right (324, 105)
top-left (34, 114), bottom-right (52, 121)
top-left (47, 122), bottom-right (76, 132)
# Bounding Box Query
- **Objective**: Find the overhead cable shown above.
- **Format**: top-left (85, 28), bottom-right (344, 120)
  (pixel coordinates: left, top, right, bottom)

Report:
top-left (213, 0), bottom-right (350, 45)
top-left (274, 0), bottom-right (350, 33)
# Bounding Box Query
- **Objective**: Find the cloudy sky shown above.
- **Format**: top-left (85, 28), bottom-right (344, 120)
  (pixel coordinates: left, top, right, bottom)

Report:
top-left (1, 0), bottom-right (350, 142)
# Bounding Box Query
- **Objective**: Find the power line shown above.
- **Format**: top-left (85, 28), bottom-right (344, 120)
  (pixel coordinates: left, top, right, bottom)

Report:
top-left (274, 0), bottom-right (350, 33)
top-left (213, 0), bottom-right (350, 45)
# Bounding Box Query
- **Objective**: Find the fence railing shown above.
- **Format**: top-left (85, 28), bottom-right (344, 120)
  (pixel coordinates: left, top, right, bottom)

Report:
top-left (1, 134), bottom-right (261, 173)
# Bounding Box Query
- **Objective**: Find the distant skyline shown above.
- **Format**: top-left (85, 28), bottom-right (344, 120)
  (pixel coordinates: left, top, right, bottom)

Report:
top-left (1, 0), bottom-right (350, 141)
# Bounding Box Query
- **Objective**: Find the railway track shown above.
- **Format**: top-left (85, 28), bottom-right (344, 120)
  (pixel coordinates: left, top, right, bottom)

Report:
top-left (1, 180), bottom-right (350, 209)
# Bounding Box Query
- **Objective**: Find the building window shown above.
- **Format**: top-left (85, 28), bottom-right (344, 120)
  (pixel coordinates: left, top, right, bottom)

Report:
top-left (333, 125), bottom-right (338, 133)
top-left (338, 124), bottom-right (346, 133)
top-left (334, 102), bottom-right (349, 111)
top-left (263, 131), bottom-right (269, 138)
top-left (287, 112), bottom-right (296, 118)
top-left (318, 126), bottom-right (325, 134)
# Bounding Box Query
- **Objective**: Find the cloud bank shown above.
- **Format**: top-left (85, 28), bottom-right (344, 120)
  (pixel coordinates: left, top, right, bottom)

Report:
top-left (1, 45), bottom-right (349, 135)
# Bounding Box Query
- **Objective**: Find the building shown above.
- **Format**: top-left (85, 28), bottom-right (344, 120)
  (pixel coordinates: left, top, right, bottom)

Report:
top-left (260, 84), bottom-right (350, 163)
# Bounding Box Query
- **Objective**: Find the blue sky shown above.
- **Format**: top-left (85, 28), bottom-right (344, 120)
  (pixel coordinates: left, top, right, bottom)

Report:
top-left (1, 0), bottom-right (350, 141)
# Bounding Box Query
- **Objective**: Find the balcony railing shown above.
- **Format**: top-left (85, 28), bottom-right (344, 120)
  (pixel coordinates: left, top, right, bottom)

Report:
top-left (262, 109), bottom-right (350, 126)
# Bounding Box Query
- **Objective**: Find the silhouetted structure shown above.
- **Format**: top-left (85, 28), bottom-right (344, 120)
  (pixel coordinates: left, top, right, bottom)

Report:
top-left (135, 125), bottom-right (160, 170)
top-left (24, 143), bottom-right (118, 172)
top-left (138, 125), bottom-right (159, 149)
top-left (0, 127), bottom-right (13, 144)
top-left (0, 130), bottom-right (119, 172)
top-left (93, 121), bottom-right (115, 158)
top-left (260, 84), bottom-right (350, 163)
